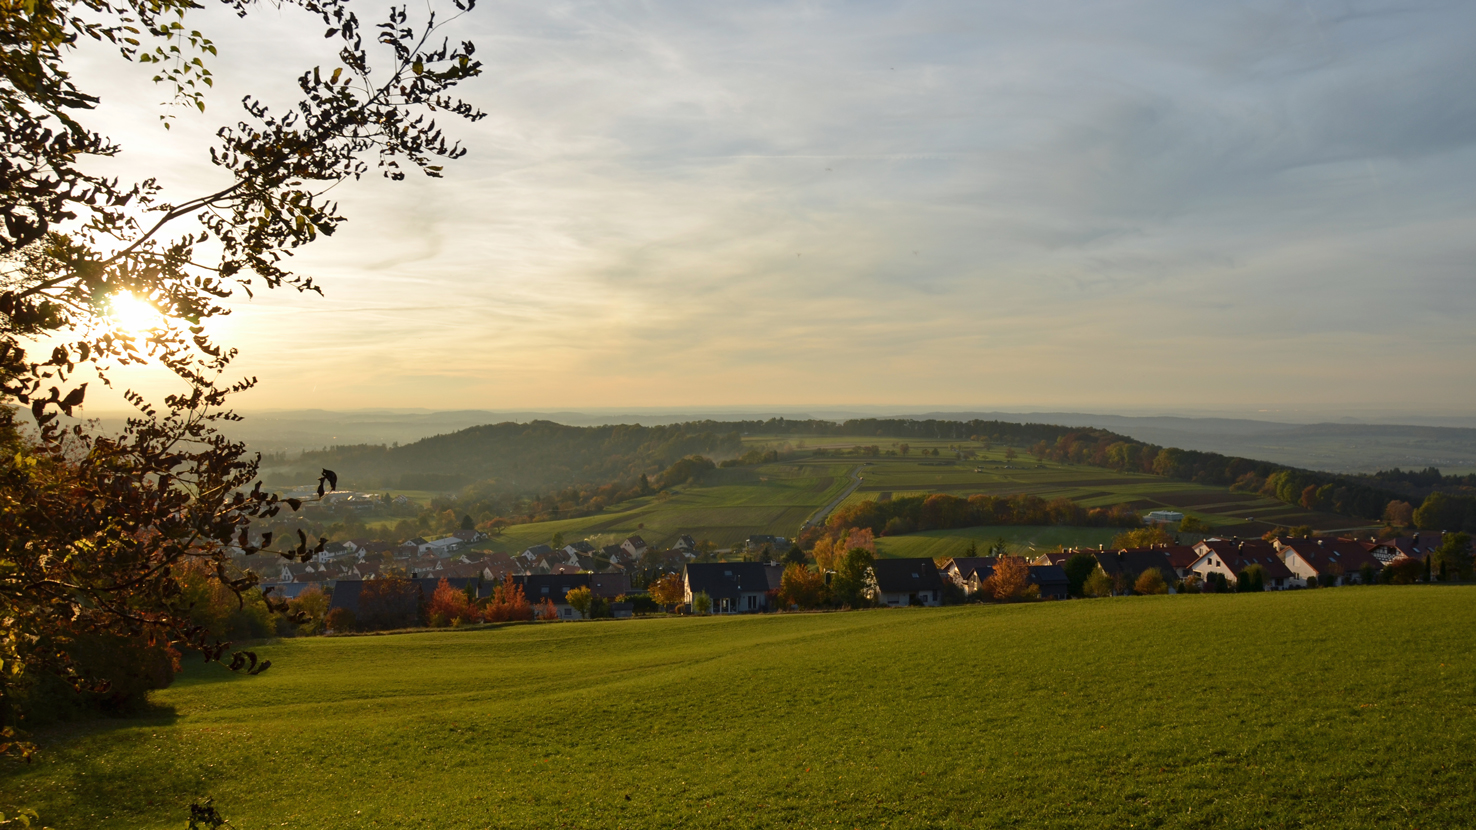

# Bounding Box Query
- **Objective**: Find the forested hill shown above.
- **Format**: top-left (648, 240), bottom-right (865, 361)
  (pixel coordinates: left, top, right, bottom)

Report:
top-left (255, 415), bottom-right (1432, 526)
top-left (261, 421), bottom-right (743, 491)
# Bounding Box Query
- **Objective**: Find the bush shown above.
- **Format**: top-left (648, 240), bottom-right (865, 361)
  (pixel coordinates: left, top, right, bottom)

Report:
top-left (324, 607), bottom-right (357, 633)
top-left (537, 598), bottom-right (560, 621)
top-left (1083, 568), bottom-right (1114, 598)
top-left (564, 586), bottom-right (594, 619)
top-left (12, 630), bottom-right (178, 727)
top-left (1236, 565), bottom-right (1265, 593)
top-left (1359, 563), bottom-right (1377, 585)
top-left (692, 591), bottom-right (712, 615)
top-left (1134, 568), bottom-right (1169, 595)
top-left (1063, 554), bottom-right (1097, 598)
top-left (287, 585), bottom-right (331, 635)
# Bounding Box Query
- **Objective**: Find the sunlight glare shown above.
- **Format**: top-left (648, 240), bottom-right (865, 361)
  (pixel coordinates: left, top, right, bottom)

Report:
top-left (109, 291), bottom-right (162, 333)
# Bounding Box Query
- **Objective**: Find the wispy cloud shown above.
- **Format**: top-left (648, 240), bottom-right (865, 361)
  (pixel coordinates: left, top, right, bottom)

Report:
top-left (67, 0), bottom-right (1476, 415)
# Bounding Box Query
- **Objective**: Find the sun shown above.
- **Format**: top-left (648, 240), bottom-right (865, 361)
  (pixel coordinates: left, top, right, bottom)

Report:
top-left (109, 291), bottom-right (162, 333)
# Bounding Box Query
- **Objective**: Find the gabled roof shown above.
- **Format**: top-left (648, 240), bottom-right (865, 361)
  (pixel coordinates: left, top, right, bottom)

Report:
top-left (1276, 538), bottom-right (1383, 576)
top-left (684, 562), bottom-right (771, 600)
top-left (947, 556), bottom-right (998, 580)
top-left (624, 535), bottom-right (647, 548)
top-left (565, 540), bottom-right (597, 554)
top-left (522, 544), bottom-right (553, 559)
top-left (871, 558), bottom-right (943, 594)
top-left (1192, 539), bottom-right (1294, 580)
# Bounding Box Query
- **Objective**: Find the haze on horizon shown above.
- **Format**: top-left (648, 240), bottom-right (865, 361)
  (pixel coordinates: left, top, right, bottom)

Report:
top-left (70, 0), bottom-right (1476, 418)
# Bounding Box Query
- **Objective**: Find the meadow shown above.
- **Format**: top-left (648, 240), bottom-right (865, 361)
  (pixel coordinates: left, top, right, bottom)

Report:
top-left (467, 436), bottom-right (1373, 555)
top-left (5, 587), bottom-right (1472, 829)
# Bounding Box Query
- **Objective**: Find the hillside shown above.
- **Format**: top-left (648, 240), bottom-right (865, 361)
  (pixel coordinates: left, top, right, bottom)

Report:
top-left (260, 421), bottom-right (743, 492)
top-left (6, 588), bottom-right (1473, 828)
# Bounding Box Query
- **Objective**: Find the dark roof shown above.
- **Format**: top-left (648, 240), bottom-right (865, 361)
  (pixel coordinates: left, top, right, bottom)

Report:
top-left (871, 558), bottom-right (943, 594)
top-left (764, 564), bottom-right (785, 590)
top-left (1027, 564), bottom-right (1070, 588)
top-left (1116, 549), bottom-right (1177, 579)
top-left (1194, 539), bottom-right (1294, 580)
top-left (512, 573), bottom-right (591, 602)
top-left (684, 562), bottom-right (772, 600)
top-left (589, 572), bottom-right (631, 598)
top-left (948, 556), bottom-right (998, 580)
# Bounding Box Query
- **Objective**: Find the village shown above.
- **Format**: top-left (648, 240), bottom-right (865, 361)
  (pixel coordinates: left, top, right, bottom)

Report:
top-left (252, 523), bottom-right (1461, 627)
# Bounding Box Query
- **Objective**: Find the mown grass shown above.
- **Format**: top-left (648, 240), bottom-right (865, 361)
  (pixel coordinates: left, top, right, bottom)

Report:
top-left (5, 588), bottom-right (1473, 829)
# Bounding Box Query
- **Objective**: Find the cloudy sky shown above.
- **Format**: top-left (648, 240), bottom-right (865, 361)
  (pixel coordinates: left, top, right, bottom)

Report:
top-left (72, 0), bottom-right (1476, 419)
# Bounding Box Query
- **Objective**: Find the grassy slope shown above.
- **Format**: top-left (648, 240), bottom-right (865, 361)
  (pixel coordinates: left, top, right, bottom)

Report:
top-left (6, 588), bottom-right (1473, 829)
top-left (478, 439), bottom-right (1368, 554)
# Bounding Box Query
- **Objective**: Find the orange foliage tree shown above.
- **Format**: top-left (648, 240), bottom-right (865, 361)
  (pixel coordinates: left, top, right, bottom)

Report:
top-left (427, 579), bottom-right (476, 627)
top-left (777, 564), bottom-right (828, 609)
top-left (537, 598), bottom-right (560, 621)
top-left (483, 581), bottom-right (534, 622)
top-left (984, 556), bottom-right (1033, 601)
top-left (648, 573), bottom-right (686, 611)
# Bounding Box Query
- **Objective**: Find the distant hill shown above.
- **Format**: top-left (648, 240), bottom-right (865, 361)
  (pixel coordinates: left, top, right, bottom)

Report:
top-left (261, 421), bottom-right (743, 492)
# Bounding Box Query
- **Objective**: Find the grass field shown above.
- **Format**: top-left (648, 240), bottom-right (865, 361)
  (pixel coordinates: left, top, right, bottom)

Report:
top-left (6, 587), bottom-right (1473, 829)
top-left (471, 437), bottom-right (1372, 555)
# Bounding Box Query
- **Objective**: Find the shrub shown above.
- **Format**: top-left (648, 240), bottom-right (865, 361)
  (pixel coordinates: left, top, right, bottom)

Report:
top-left (1359, 563), bottom-right (1377, 585)
top-left (1385, 557), bottom-right (1423, 584)
top-left (1134, 568), bottom-right (1169, 595)
top-left (12, 630), bottom-right (178, 726)
top-left (1083, 568), bottom-right (1114, 598)
top-left (287, 585), bottom-right (331, 635)
top-left (537, 598), bottom-right (560, 621)
top-left (1063, 554), bottom-right (1097, 598)
top-left (625, 593), bottom-right (660, 615)
top-left (1236, 565), bottom-right (1265, 593)
top-left (692, 591), bottom-right (713, 615)
top-left (324, 607), bottom-right (357, 633)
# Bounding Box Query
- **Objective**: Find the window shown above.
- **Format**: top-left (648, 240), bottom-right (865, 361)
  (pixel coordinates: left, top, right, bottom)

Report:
top-left (747, 595), bottom-right (757, 610)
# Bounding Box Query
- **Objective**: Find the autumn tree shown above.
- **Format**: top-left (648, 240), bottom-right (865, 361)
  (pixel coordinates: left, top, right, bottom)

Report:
top-left (563, 586), bottom-right (593, 619)
top-left (1083, 568), bottom-right (1114, 598)
top-left (1383, 500), bottom-right (1414, 528)
top-left (482, 581), bottom-right (533, 622)
top-left (830, 548), bottom-right (876, 608)
top-left (427, 579), bottom-right (475, 627)
top-left (1111, 526), bottom-right (1174, 548)
top-left (777, 564), bottom-right (827, 610)
top-left (1429, 532), bottom-right (1472, 581)
top-left (985, 555), bottom-right (1032, 601)
top-left (647, 573), bottom-right (686, 611)
top-left (0, 0), bottom-right (483, 753)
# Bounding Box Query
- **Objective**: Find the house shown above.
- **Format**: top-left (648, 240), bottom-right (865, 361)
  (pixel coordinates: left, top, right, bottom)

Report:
top-left (1160, 545), bottom-right (1200, 578)
top-left (602, 544), bottom-right (638, 571)
top-left (1274, 537), bottom-right (1384, 586)
top-left (563, 540), bottom-right (597, 557)
top-left (673, 534), bottom-right (698, 552)
top-left (513, 573), bottom-right (593, 620)
top-left (1189, 539), bottom-right (1294, 589)
top-left (943, 557), bottom-right (998, 593)
top-left (871, 558), bottom-right (943, 607)
top-left (1114, 549), bottom-right (1179, 586)
top-left (1367, 532), bottom-right (1446, 564)
top-left (476, 552), bottom-right (524, 581)
top-left (684, 562), bottom-right (773, 613)
top-left (521, 544), bottom-right (554, 562)
top-left (398, 537), bottom-right (428, 558)
top-left (420, 536), bottom-right (464, 557)
top-left (351, 560), bottom-right (383, 580)
top-left (1028, 565), bottom-right (1071, 600)
top-left (621, 536), bottom-right (649, 559)
top-left (745, 534), bottom-right (789, 553)
top-left (1145, 510), bottom-right (1184, 525)
top-left (451, 528), bottom-right (486, 545)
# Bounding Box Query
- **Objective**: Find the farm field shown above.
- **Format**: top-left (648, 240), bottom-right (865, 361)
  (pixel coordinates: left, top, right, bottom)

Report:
top-left (5, 587), bottom-right (1473, 829)
top-left (475, 437), bottom-right (1374, 553)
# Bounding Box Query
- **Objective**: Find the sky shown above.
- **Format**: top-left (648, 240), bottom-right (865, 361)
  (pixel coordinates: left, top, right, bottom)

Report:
top-left (66, 0), bottom-right (1476, 420)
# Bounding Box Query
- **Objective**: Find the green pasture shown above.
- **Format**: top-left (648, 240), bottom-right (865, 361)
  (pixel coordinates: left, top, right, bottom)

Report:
top-left (6, 588), bottom-right (1474, 829)
top-left (477, 462), bottom-right (854, 551)
top-left (874, 525), bottom-right (1131, 558)
top-left (458, 441), bottom-right (1375, 554)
